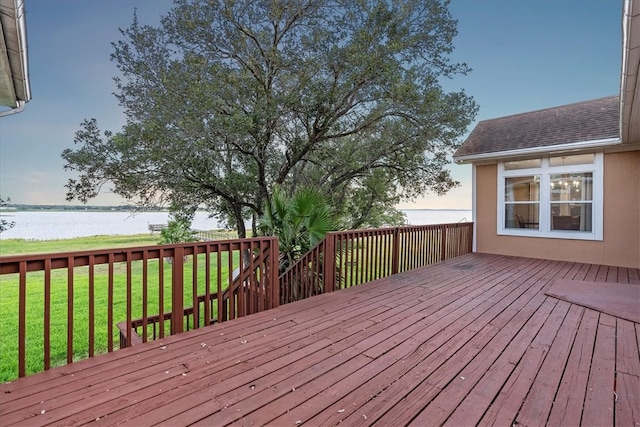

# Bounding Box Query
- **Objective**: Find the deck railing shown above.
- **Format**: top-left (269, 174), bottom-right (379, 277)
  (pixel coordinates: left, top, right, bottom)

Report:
top-left (279, 222), bottom-right (474, 304)
top-left (116, 242), bottom-right (275, 348)
top-left (0, 223), bottom-right (473, 380)
top-left (0, 237), bottom-right (279, 379)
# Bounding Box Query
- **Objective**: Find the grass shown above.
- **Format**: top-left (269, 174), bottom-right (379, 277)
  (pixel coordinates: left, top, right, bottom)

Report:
top-left (0, 234), bottom-right (162, 256)
top-left (0, 232), bottom-right (241, 382)
top-left (0, 230), bottom-right (238, 256)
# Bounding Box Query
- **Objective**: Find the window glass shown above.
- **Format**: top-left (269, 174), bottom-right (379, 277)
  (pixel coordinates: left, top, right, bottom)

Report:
top-left (498, 154), bottom-right (602, 239)
top-left (505, 204), bottom-right (540, 229)
top-left (504, 176), bottom-right (540, 229)
top-left (551, 203), bottom-right (592, 231)
top-left (550, 173), bottom-right (593, 201)
top-left (549, 154), bottom-right (594, 167)
top-left (504, 159), bottom-right (542, 170)
top-left (505, 176), bottom-right (540, 202)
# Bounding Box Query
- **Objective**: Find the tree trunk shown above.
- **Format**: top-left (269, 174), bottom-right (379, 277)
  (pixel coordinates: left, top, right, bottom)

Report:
top-left (234, 205), bottom-right (246, 239)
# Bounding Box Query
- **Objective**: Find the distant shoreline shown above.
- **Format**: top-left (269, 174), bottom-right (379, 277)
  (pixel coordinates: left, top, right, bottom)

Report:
top-left (2, 205), bottom-right (471, 213)
top-left (0, 209), bottom-right (471, 241)
top-left (2, 204), bottom-right (162, 212)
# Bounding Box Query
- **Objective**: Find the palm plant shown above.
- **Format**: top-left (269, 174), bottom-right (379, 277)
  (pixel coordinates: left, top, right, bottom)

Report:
top-left (259, 186), bottom-right (334, 274)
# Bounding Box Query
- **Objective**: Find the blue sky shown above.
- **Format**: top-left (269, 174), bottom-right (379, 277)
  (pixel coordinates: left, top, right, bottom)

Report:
top-left (0, 0), bottom-right (622, 209)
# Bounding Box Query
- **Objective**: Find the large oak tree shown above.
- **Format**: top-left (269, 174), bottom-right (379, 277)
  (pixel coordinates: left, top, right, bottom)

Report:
top-left (63, 0), bottom-right (477, 237)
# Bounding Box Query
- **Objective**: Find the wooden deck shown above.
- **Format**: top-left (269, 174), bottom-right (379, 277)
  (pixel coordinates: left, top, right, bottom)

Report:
top-left (1, 253), bottom-right (638, 426)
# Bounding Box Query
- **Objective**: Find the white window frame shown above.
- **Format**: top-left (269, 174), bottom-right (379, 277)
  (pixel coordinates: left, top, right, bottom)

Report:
top-left (497, 153), bottom-right (603, 240)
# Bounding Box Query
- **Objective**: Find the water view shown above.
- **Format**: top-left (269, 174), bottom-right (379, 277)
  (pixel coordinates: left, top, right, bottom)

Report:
top-left (0, 209), bottom-right (471, 241)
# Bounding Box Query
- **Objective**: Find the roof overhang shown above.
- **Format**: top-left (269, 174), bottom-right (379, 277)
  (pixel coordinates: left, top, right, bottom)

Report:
top-left (620, 0), bottom-right (640, 145)
top-left (0, 0), bottom-right (30, 115)
top-left (454, 137), bottom-right (621, 164)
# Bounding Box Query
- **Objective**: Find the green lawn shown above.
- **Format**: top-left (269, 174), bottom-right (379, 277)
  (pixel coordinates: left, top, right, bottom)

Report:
top-left (0, 234), bottom-right (240, 381)
top-left (0, 230), bottom-right (238, 256)
top-left (0, 234), bottom-right (162, 256)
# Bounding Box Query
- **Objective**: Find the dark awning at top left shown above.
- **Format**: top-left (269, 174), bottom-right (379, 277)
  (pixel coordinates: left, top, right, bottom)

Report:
top-left (0, 0), bottom-right (30, 111)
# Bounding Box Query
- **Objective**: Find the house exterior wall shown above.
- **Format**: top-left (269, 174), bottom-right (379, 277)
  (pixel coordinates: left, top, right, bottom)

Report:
top-left (474, 151), bottom-right (640, 268)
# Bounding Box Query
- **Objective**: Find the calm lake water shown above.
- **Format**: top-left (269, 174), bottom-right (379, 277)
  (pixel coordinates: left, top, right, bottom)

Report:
top-left (0, 209), bottom-right (471, 241)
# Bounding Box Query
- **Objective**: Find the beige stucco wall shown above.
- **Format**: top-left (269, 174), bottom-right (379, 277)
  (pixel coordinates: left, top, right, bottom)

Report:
top-left (475, 151), bottom-right (640, 268)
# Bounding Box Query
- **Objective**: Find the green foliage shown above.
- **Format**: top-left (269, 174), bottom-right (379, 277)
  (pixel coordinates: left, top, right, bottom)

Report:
top-left (259, 187), bottom-right (334, 272)
top-left (333, 169), bottom-right (408, 229)
top-left (62, 0), bottom-right (478, 237)
top-left (159, 220), bottom-right (197, 244)
top-left (0, 197), bottom-right (15, 233)
top-left (159, 206), bottom-right (197, 245)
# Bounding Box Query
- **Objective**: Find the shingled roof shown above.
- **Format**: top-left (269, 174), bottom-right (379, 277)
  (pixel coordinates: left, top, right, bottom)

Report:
top-left (454, 96), bottom-right (620, 161)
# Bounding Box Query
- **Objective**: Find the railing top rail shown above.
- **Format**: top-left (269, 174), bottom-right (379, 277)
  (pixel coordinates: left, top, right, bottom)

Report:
top-left (0, 236), bottom-right (277, 262)
top-left (0, 236), bottom-right (279, 274)
top-left (326, 222), bottom-right (473, 237)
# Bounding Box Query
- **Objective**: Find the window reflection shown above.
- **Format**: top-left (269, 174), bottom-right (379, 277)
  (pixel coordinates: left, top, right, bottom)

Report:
top-left (504, 175), bottom-right (540, 229)
top-left (550, 173), bottom-right (592, 231)
top-left (549, 154), bottom-right (594, 167)
top-left (504, 159), bottom-right (542, 170)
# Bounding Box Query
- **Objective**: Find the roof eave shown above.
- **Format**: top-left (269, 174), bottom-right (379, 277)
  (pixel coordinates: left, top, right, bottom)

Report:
top-left (620, 0), bottom-right (640, 145)
top-left (0, 0), bottom-right (30, 112)
top-left (453, 137), bottom-right (621, 164)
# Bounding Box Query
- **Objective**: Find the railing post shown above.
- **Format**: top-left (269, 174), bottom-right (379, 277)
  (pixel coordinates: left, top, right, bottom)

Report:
top-left (323, 234), bottom-right (335, 293)
top-left (18, 261), bottom-right (26, 378)
top-left (468, 222), bottom-right (474, 254)
top-left (392, 227), bottom-right (400, 275)
top-left (270, 237), bottom-right (280, 308)
top-left (440, 224), bottom-right (448, 261)
top-left (171, 247), bottom-right (184, 335)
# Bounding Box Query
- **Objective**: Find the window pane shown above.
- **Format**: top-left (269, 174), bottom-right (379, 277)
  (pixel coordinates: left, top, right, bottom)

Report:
top-left (504, 159), bottom-right (542, 170)
top-left (550, 173), bottom-right (592, 201)
top-left (549, 154), bottom-right (594, 166)
top-left (551, 203), bottom-right (592, 231)
top-left (505, 204), bottom-right (539, 229)
top-left (505, 176), bottom-right (540, 202)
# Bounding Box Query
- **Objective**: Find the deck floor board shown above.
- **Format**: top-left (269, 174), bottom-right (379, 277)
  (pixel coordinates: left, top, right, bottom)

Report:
top-left (581, 314), bottom-right (617, 426)
top-left (511, 301), bottom-right (580, 426)
top-left (326, 259), bottom-right (564, 427)
top-left (372, 278), bottom-right (560, 424)
top-left (616, 319), bottom-right (640, 427)
top-left (1, 254), bottom-right (638, 427)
